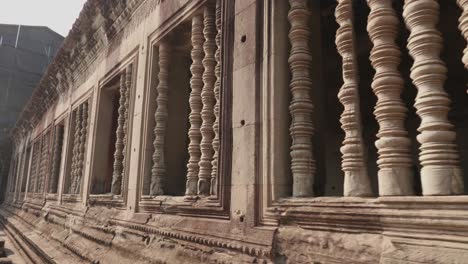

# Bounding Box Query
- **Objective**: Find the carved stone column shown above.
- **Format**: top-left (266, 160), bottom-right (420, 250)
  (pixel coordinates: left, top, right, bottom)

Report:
top-left (186, 13), bottom-right (204, 198)
top-left (403, 0), bottom-right (464, 195)
top-left (367, 0), bottom-right (414, 196)
top-left (458, 0), bottom-right (468, 68)
top-left (198, 5), bottom-right (216, 196)
top-left (49, 125), bottom-right (64, 193)
top-left (111, 73), bottom-right (127, 195)
top-left (150, 42), bottom-right (170, 196)
top-left (121, 65), bottom-right (132, 193)
top-left (69, 106), bottom-right (82, 193)
top-left (210, 0), bottom-right (222, 197)
top-left (335, 0), bottom-right (372, 197)
top-left (288, 0), bottom-right (315, 197)
top-left (74, 101), bottom-right (88, 194)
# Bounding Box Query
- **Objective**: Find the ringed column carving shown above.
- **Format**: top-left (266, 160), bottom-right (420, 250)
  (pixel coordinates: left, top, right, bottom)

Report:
top-left (70, 106), bottom-right (82, 194)
top-left (49, 125), bottom-right (64, 193)
top-left (458, 0), bottom-right (468, 68)
top-left (111, 73), bottom-right (127, 195)
top-left (288, 0), bottom-right (316, 197)
top-left (150, 42), bottom-right (170, 196)
top-left (403, 0), bottom-right (464, 195)
top-left (210, 0), bottom-right (222, 197)
top-left (185, 12), bottom-right (205, 198)
top-left (198, 4), bottom-right (216, 196)
top-left (335, 0), bottom-right (372, 197)
top-left (75, 101), bottom-right (88, 194)
top-left (121, 65), bottom-right (133, 193)
top-left (367, 0), bottom-right (414, 196)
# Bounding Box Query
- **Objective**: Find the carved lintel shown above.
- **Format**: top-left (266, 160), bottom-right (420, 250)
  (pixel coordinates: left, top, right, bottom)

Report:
top-left (186, 13), bottom-right (204, 198)
top-left (111, 73), bottom-right (127, 195)
top-left (288, 0), bottom-right (316, 197)
top-left (210, 0), bottom-right (222, 197)
top-left (457, 0), bottom-right (468, 68)
top-left (367, 0), bottom-right (414, 196)
top-left (150, 42), bottom-right (170, 196)
top-left (403, 0), bottom-right (464, 195)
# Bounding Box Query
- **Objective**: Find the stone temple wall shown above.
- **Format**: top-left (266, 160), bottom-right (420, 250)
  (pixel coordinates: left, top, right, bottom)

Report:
top-left (1, 0), bottom-right (468, 263)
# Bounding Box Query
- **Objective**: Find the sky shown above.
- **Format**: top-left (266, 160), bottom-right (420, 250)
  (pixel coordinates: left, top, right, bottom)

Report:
top-left (0, 0), bottom-right (87, 37)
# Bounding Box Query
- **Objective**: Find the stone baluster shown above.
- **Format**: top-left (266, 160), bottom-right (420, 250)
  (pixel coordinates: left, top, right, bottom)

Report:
top-left (49, 125), bottom-right (64, 193)
top-left (403, 0), bottom-right (464, 195)
top-left (35, 138), bottom-right (43, 193)
top-left (69, 106), bottom-right (82, 194)
top-left (367, 0), bottom-right (414, 196)
top-left (185, 12), bottom-right (205, 198)
top-left (210, 0), bottom-right (222, 197)
top-left (111, 73), bottom-right (127, 195)
top-left (335, 0), bottom-right (372, 197)
top-left (121, 65), bottom-right (133, 193)
top-left (288, 0), bottom-right (316, 197)
top-left (198, 4), bottom-right (216, 196)
top-left (150, 42), bottom-right (170, 196)
top-left (74, 101), bottom-right (88, 194)
top-left (458, 0), bottom-right (468, 68)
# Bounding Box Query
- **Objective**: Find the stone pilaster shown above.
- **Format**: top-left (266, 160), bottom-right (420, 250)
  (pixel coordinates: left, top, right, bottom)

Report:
top-left (198, 4), bottom-right (216, 196)
top-left (210, 0), bottom-right (222, 197)
top-left (367, 0), bottom-right (414, 196)
top-left (335, 0), bottom-right (372, 197)
top-left (458, 0), bottom-right (468, 68)
top-left (186, 13), bottom-right (204, 198)
top-left (288, 0), bottom-right (315, 197)
top-left (403, 0), bottom-right (464, 195)
top-left (150, 42), bottom-right (170, 196)
top-left (111, 73), bottom-right (127, 195)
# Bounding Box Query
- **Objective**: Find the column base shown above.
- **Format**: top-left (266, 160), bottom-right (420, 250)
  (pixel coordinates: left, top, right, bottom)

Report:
top-left (421, 166), bottom-right (464, 195)
top-left (344, 169), bottom-right (373, 197)
top-left (378, 167), bottom-right (414, 196)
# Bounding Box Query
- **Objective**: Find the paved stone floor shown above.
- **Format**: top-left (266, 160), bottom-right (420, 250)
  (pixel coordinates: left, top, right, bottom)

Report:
top-left (0, 228), bottom-right (26, 263)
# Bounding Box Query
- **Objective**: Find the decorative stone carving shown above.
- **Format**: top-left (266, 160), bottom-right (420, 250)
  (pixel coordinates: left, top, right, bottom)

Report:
top-left (49, 125), bottom-right (64, 193)
top-left (458, 0), bottom-right (468, 68)
top-left (210, 0), bottom-right (222, 197)
top-left (335, 0), bottom-right (372, 197)
top-left (367, 0), bottom-right (414, 196)
top-left (198, 4), bottom-right (216, 196)
top-left (121, 65), bottom-right (133, 193)
top-left (69, 106), bottom-right (81, 193)
top-left (74, 101), bottom-right (88, 194)
top-left (403, 0), bottom-right (464, 195)
top-left (150, 42), bottom-right (170, 196)
top-left (186, 13), bottom-right (204, 198)
top-left (288, 0), bottom-right (315, 197)
top-left (111, 73), bottom-right (127, 195)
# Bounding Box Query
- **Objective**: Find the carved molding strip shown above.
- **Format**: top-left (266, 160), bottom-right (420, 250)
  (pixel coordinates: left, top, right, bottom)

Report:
top-left (403, 0), bottom-right (464, 195)
top-left (367, 0), bottom-right (414, 196)
top-left (288, 0), bottom-right (315, 197)
top-left (150, 42), bottom-right (170, 196)
top-left (186, 13), bottom-right (205, 198)
top-left (457, 0), bottom-right (468, 68)
top-left (335, 0), bottom-right (372, 197)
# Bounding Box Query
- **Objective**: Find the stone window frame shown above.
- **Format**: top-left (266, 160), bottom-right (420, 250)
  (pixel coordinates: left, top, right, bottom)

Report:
top-left (61, 93), bottom-right (94, 204)
top-left (136, 0), bottom-right (233, 217)
top-left (257, 0), bottom-right (468, 230)
top-left (45, 113), bottom-right (68, 202)
top-left (86, 52), bottom-right (138, 208)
